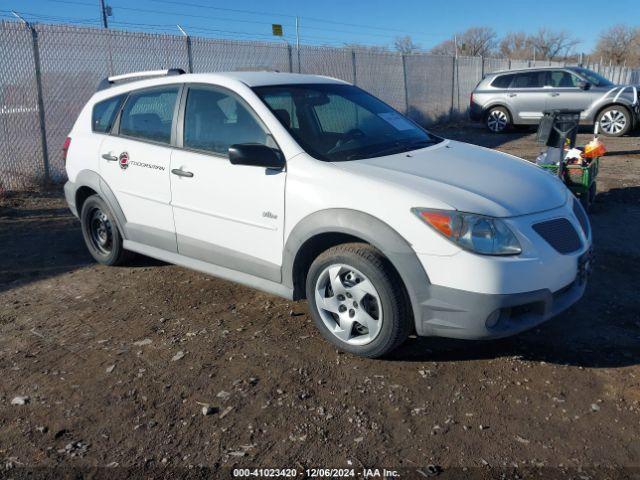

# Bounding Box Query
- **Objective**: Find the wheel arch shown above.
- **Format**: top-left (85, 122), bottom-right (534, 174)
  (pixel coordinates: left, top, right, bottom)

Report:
top-left (68, 169), bottom-right (128, 238)
top-left (483, 103), bottom-right (513, 122)
top-left (283, 209), bottom-right (430, 328)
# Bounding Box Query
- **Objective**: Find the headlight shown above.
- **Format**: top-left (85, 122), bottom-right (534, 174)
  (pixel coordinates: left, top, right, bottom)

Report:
top-left (411, 208), bottom-right (522, 255)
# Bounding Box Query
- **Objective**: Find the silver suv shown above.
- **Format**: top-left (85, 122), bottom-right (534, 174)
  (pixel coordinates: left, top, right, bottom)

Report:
top-left (470, 66), bottom-right (639, 136)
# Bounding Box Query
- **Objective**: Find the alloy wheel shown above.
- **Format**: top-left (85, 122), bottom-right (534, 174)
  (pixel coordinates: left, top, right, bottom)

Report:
top-left (599, 109), bottom-right (627, 135)
top-left (314, 264), bottom-right (383, 346)
top-left (487, 110), bottom-right (508, 132)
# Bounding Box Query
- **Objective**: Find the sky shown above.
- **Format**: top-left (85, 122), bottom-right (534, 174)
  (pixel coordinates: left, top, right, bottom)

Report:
top-left (0, 0), bottom-right (637, 53)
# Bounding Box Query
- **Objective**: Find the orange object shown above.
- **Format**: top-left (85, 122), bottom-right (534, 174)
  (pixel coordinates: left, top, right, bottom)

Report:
top-left (418, 211), bottom-right (453, 237)
top-left (583, 138), bottom-right (606, 159)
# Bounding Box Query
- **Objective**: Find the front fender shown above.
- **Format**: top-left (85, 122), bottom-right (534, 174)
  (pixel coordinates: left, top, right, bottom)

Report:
top-left (283, 208), bottom-right (431, 330)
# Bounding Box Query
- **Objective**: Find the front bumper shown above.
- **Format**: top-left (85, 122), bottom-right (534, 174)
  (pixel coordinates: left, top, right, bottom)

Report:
top-left (416, 272), bottom-right (588, 339)
top-left (412, 199), bottom-right (593, 340)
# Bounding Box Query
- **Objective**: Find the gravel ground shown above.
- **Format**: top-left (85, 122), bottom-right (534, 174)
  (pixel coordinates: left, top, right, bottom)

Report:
top-left (1, 125), bottom-right (639, 479)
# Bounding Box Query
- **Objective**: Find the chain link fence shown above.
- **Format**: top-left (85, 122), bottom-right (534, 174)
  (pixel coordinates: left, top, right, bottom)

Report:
top-left (1, 20), bottom-right (639, 192)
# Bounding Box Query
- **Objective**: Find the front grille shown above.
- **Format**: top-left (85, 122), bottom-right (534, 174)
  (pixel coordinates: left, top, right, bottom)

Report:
top-left (532, 218), bottom-right (582, 254)
top-left (572, 198), bottom-right (590, 238)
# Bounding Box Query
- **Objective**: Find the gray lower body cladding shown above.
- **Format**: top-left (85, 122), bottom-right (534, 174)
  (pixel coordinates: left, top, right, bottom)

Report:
top-left (416, 278), bottom-right (587, 339)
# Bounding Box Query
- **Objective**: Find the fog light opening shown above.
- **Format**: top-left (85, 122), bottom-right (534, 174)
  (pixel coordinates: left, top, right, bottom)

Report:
top-left (485, 309), bottom-right (502, 329)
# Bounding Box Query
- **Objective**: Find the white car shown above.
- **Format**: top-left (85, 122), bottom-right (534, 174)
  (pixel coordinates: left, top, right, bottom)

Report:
top-left (63, 69), bottom-right (593, 358)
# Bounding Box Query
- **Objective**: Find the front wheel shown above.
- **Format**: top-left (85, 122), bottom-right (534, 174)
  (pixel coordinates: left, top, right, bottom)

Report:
top-left (305, 243), bottom-right (411, 358)
top-left (598, 106), bottom-right (631, 137)
top-left (485, 107), bottom-right (511, 133)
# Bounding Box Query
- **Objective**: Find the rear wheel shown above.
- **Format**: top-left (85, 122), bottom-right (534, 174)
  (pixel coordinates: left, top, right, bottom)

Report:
top-left (80, 195), bottom-right (130, 266)
top-left (485, 106), bottom-right (511, 133)
top-left (305, 243), bottom-right (411, 358)
top-left (598, 106), bottom-right (631, 137)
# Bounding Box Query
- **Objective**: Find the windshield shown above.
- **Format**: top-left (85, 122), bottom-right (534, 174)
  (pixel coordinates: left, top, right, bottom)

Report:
top-left (573, 67), bottom-right (614, 87)
top-left (253, 84), bottom-right (442, 162)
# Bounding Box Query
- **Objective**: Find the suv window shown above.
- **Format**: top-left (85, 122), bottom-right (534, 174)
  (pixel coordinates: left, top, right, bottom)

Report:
top-left (183, 86), bottom-right (272, 156)
top-left (119, 87), bottom-right (179, 144)
top-left (511, 71), bottom-right (547, 88)
top-left (491, 74), bottom-right (514, 89)
top-left (92, 94), bottom-right (125, 133)
top-left (547, 70), bottom-right (580, 88)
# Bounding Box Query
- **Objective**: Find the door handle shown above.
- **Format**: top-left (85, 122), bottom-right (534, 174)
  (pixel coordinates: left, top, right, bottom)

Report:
top-left (549, 92), bottom-right (560, 97)
top-left (102, 153), bottom-right (118, 161)
top-left (507, 93), bottom-right (517, 97)
top-left (171, 168), bottom-right (194, 178)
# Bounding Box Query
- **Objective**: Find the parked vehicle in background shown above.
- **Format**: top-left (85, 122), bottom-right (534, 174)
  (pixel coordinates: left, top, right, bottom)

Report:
top-left (470, 66), bottom-right (639, 136)
top-left (63, 70), bottom-right (592, 358)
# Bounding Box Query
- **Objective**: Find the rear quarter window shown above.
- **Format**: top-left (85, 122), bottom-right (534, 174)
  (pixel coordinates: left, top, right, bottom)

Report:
top-left (491, 74), bottom-right (514, 89)
top-left (92, 94), bottom-right (125, 133)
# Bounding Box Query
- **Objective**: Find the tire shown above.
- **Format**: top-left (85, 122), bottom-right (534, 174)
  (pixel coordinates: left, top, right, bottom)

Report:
top-left (485, 106), bottom-right (511, 133)
top-left (80, 194), bottom-right (130, 266)
top-left (597, 105), bottom-right (631, 137)
top-left (305, 243), bottom-right (411, 358)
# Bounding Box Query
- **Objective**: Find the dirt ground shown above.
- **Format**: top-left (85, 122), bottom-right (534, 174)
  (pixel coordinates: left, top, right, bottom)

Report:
top-left (1, 125), bottom-right (639, 479)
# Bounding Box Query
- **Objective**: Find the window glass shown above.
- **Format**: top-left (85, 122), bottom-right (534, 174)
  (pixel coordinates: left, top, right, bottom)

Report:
top-left (491, 74), bottom-right (514, 89)
top-left (119, 87), bottom-right (179, 143)
top-left (255, 84), bottom-right (442, 162)
top-left (511, 71), bottom-right (547, 88)
top-left (183, 87), bottom-right (271, 155)
top-left (547, 70), bottom-right (580, 87)
top-left (92, 94), bottom-right (125, 133)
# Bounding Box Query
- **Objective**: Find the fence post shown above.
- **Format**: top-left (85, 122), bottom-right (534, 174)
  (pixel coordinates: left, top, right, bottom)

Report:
top-left (351, 49), bottom-right (357, 85)
top-left (401, 54), bottom-right (409, 115)
top-left (287, 43), bottom-right (293, 73)
top-left (449, 55), bottom-right (456, 119)
top-left (28, 23), bottom-right (50, 183)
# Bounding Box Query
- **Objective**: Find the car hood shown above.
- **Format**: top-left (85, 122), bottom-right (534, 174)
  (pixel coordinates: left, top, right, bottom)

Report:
top-left (335, 139), bottom-right (567, 218)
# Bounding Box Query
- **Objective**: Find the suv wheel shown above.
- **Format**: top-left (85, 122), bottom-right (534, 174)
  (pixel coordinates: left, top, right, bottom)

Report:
top-left (598, 106), bottom-right (631, 137)
top-left (305, 243), bottom-right (411, 358)
top-left (80, 194), bottom-right (130, 266)
top-left (485, 107), bottom-right (511, 133)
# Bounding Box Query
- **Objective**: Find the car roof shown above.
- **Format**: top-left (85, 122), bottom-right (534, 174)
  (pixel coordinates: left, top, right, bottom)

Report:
top-left (90, 70), bottom-right (351, 103)
top-left (212, 71), bottom-right (350, 87)
top-left (488, 66), bottom-right (580, 76)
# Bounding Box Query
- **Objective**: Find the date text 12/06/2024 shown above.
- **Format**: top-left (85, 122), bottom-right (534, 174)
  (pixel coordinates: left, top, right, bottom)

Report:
top-left (232, 468), bottom-right (401, 478)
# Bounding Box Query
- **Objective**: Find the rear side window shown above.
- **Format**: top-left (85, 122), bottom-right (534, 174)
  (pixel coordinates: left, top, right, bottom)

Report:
top-left (491, 74), bottom-right (514, 89)
top-left (92, 95), bottom-right (125, 133)
top-left (547, 70), bottom-right (580, 87)
top-left (119, 87), bottom-right (179, 144)
top-left (511, 71), bottom-right (547, 88)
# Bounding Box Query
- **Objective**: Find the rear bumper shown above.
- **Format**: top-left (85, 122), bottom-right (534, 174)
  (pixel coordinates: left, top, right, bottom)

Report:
top-left (63, 180), bottom-right (78, 217)
top-left (416, 276), bottom-right (587, 339)
top-left (469, 101), bottom-right (484, 121)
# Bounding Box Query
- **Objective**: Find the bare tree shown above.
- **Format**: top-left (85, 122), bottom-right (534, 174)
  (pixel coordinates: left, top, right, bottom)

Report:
top-left (429, 27), bottom-right (496, 57)
top-left (393, 36), bottom-right (421, 54)
top-left (429, 38), bottom-right (456, 56)
top-left (593, 24), bottom-right (640, 66)
top-left (529, 28), bottom-right (579, 60)
top-left (498, 32), bottom-right (533, 60)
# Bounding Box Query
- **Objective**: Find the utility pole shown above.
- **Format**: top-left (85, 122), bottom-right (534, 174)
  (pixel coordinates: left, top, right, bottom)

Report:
top-left (99, 0), bottom-right (109, 28)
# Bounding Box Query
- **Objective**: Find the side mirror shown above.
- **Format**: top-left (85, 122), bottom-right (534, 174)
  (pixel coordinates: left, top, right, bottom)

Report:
top-left (228, 144), bottom-right (285, 169)
top-left (577, 80), bottom-right (591, 90)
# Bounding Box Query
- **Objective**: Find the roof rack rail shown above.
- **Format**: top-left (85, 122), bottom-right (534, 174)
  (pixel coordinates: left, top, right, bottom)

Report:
top-left (96, 68), bottom-right (186, 91)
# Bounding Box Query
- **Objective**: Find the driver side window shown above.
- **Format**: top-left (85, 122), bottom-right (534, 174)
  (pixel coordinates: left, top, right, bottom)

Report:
top-left (183, 86), bottom-right (275, 156)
